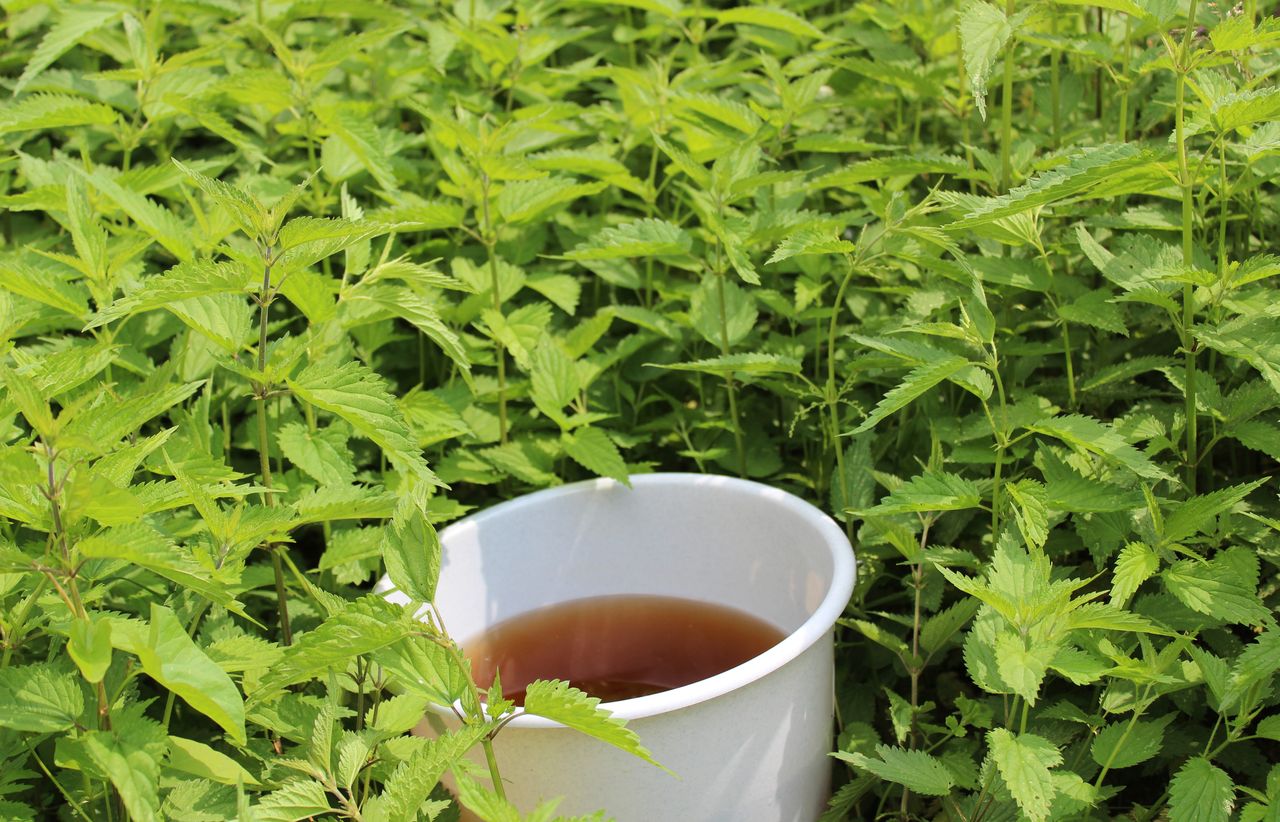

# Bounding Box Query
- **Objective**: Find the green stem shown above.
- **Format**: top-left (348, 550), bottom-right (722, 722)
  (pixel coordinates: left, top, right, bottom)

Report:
top-left (715, 272), bottom-right (746, 478)
top-left (1049, 2), bottom-right (1061, 148)
top-left (1173, 0), bottom-right (1199, 493)
top-left (998, 0), bottom-right (1017, 192)
top-left (255, 255), bottom-right (292, 645)
top-left (480, 174), bottom-right (508, 444)
top-left (828, 260), bottom-right (857, 540)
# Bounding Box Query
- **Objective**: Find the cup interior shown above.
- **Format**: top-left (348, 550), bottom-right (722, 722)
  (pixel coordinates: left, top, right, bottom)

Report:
top-left (412, 474), bottom-right (853, 717)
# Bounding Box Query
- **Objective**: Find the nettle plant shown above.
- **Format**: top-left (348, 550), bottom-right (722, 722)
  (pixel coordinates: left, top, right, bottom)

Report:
top-left (1, 0), bottom-right (1279, 821)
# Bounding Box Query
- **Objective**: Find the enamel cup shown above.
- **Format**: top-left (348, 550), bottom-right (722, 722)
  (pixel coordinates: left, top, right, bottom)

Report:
top-left (379, 473), bottom-right (855, 822)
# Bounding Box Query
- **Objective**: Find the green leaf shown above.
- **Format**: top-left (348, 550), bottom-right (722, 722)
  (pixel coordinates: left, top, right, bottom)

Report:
top-left (690, 274), bottom-right (757, 348)
top-left (858, 471), bottom-right (982, 517)
top-left (521, 680), bottom-right (662, 769)
top-left (0, 663), bottom-right (84, 732)
top-left (766, 226), bottom-right (855, 264)
top-left (1212, 88), bottom-right (1280, 133)
top-left (1195, 315), bottom-right (1280, 396)
top-left (15, 5), bottom-right (124, 94)
top-left (561, 427), bottom-right (630, 486)
top-left (988, 729), bottom-right (1061, 822)
top-left (995, 631), bottom-right (1056, 705)
top-left (715, 6), bottom-right (825, 38)
top-left (497, 177), bottom-right (606, 224)
top-left (958, 1), bottom-right (1014, 121)
top-left (68, 616), bottom-right (113, 684)
top-left (81, 722), bottom-right (163, 822)
top-left (1090, 715), bottom-right (1172, 770)
top-left (1169, 757), bottom-right (1234, 822)
top-left (287, 361), bottom-right (436, 484)
top-left (1007, 479), bottom-right (1049, 550)
top-left (252, 779), bottom-right (332, 822)
top-left (0, 93), bottom-right (117, 135)
top-left (1161, 480), bottom-right (1267, 546)
top-left (530, 339), bottom-right (580, 425)
top-left (920, 599), bottom-right (981, 655)
top-left (1111, 541), bottom-right (1159, 606)
top-left (1163, 554), bottom-right (1270, 626)
top-left (853, 357), bottom-right (971, 433)
top-left (382, 492), bottom-right (441, 604)
top-left (135, 604), bottom-right (246, 745)
top-left (166, 736), bottom-right (261, 787)
top-left (834, 745), bottom-right (956, 796)
top-left (564, 219), bottom-right (692, 261)
top-left (375, 723), bottom-right (492, 820)
top-left (948, 144), bottom-right (1150, 228)
top-left (277, 422), bottom-right (356, 486)
top-left (1255, 714), bottom-right (1280, 741)
top-left (656, 353), bottom-right (802, 376)
top-left (1028, 414), bottom-right (1170, 481)
top-left (673, 91), bottom-right (762, 136)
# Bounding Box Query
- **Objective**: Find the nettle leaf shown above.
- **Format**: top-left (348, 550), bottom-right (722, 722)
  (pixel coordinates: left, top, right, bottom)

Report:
top-left (715, 6), bottom-right (825, 38)
top-left (835, 745), bottom-right (956, 796)
top-left (1007, 479), bottom-right (1049, 550)
top-left (287, 361), bottom-right (436, 484)
top-left (766, 226), bottom-right (855, 264)
top-left (656, 353), bottom-right (802, 376)
top-left (135, 604), bottom-right (247, 745)
top-left (1212, 88), bottom-right (1280, 133)
top-left (382, 492), bottom-right (441, 604)
top-left (995, 631), bottom-right (1057, 704)
top-left (561, 427), bottom-right (630, 486)
top-left (277, 422), bottom-right (356, 486)
top-left (857, 471), bottom-right (982, 517)
top-left (1111, 541), bottom-right (1159, 606)
top-left (1163, 551), bottom-right (1270, 626)
top-left (948, 144), bottom-right (1151, 228)
top-left (853, 357), bottom-right (972, 434)
top-left (521, 680), bottom-right (662, 769)
top-left (920, 599), bottom-right (981, 655)
top-left (1091, 715), bottom-right (1172, 770)
top-left (958, 0), bottom-right (1014, 121)
top-left (497, 177), bottom-right (606, 224)
top-left (1028, 414), bottom-right (1170, 481)
top-left (15, 5), bottom-right (124, 94)
top-left (252, 779), bottom-right (332, 821)
top-left (1161, 479), bottom-right (1267, 546)
top-left (564, 218), bottom-right (692, 261)
top-left (531, 338), bottom-right (580, 424)
top-left (1195, 315), bottom-right (1280, 396)
top-left (80, 718), bottom-right (165, 822)
top-left (989, 729), bottom-right (1061, 822)
top-left (0, 663), bottom-right (84, 732)
top-left (0, 93), bottom-right (117, 135)
top-left (373, 723), bottom-right (492, 821)
top-left (1169, 757), bottom-right (1234, 822)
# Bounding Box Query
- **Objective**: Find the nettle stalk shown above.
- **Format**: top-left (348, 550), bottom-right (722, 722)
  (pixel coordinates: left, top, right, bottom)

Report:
top-left (1171, 0), bottom-right (1200, 492)
top-left (480, 173), bottom-right (509, 444)
top-left (254, 242), bottom-right (292, 645)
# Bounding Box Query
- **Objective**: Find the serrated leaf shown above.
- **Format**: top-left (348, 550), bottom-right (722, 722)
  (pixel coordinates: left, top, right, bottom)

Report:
top-left (1007, 479), bottom-right (1049, 550)
top-left (521, 680), bottom-right (661, 769)
top-left (166, 736), bottom-right (261, 787)
top-left (377, 723), bottom-right (492, 820)
top-left (656, 353), bottom-right (802, 376)
top-left (995, 631), bottom-right (1056, 704)
top-left (716, 6), bottom-right (825, 38)
top-left (1029, 414), bottom-right (1170, 480)
top-left (382, 493), bottom-right (441, 604)
top-left (287, 361), bottom-right (435, 484)
top-left (0, 93), bottom-right (117, 135)
top-left (1163, 554), bottom-right (1270, 626)
top-left (497, 177), bottom-right (606, 224)
top-left (277, 422), bottom-right (355, 486)
top-left (1091, 715), bottom-right (1172, 770)
top-left (1169, 757), bottom-right (1234, 822)
top-left (81, 722), bottom-right (163, 822)
top-left (69, 616), bottom-right (113, 684)
top-left (15, 5), bottom-right (124, 94)
top-left (561, 427), bottom-right (630, 486)
top-left (853, 357), bottom-right (971, 433)
top-left (858, 471), bottom-right (982, 517)
top-left (135, 604), bottom-right (246, 745)
top-left (920, 599), bottom-right (981, 655)
top-left (949, 145), bottom-right (1150, 228)
top-left (252, 779), bottom-right (332, 822)
top-left (1161, 480), bottom-right (1267, 546)
top-left (564, 219), bottom-right (692, 261)
top-left (1111, 541), bottom-right (1159, 606)
top-left (673, 91), bottom-right (762, 136)
top-left (767, 226), bottom-right (855, 264)
top-left (1212, 88), bottom-right (1280, 133)
top-left (959, 1), bottom-right (1013, 121)
top-left (989, 729), bottom-right (1061, 822)
top-left (1195, 315), bottom-right (1280, 396)
top-left (0, 663), bottom-right (84, 732)
top-left (834, 745), bottom-right (956, 796)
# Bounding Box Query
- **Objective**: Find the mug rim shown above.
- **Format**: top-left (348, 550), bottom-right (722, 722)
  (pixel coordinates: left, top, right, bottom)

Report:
top-left (380, 472), bottom-right (856, 727)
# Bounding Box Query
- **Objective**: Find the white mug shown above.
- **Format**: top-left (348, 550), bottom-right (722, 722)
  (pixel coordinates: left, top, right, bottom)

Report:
top-left (379, 473), bottom-right (855, 822)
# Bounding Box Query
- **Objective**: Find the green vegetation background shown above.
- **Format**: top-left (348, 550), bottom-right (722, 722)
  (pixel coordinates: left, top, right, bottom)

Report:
top-left (0, 0), bottom-right (1277, 820)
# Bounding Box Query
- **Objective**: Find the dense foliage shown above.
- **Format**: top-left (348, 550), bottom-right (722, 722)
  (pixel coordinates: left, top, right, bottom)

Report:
top-left (1, 0), bottom-right (1278, 819)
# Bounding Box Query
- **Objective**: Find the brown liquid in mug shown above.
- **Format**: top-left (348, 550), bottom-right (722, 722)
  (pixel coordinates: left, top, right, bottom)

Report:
top-left (464, 595), bottom-right (786, 706)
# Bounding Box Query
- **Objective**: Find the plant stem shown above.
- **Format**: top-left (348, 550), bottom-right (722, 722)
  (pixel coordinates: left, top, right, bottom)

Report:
top-left (1049, 2), bottom-right (1061, 148)
top-left (1173, 0), bottom-right (1199, 493)
top-left (828, 260), bottom-right (858, 540)
top-left (255, 255), bottom-right (292, 645)
top-left (714, 272), bottom-right (747, 478)
top-left (480, 173), bottom-right (508, 444)
top-left (998, 0), bottom-right (1017, 192)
